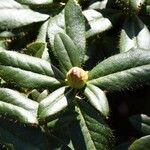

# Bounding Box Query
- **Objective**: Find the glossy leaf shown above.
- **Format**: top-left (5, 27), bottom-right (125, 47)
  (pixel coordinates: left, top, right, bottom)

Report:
top-left (83, 9), bottom-right (122, 38)
top-left (84, 84), bottom-right (109, 117)
top-left (38, 86), bottom-right (74, 123)
top-left (0, 88), bottom-right (38, 124)
top-left (69, 100), bottom-right (114, 150)
top-left (15, 0), bottom-right (53, 5)
top-left (130, 114), bottom-right (150, 135)
top-left (54, 33), bottom-right (81, 74)
top-left (0, 0), bottom-right (49, 30)
top-left (0, 50), bottom-right (64, 78)
top-left (129, 135), bottom-right (150, 150)
top-left (0, 121), bottom-right (49, 150)
top-left (119, 15), bottom-right (150, 52)
top-left (88, 0), bottom-right (108, 9)
top-left (0, 50), bottom-right (64, 89)
top-left (47, 11), bottom-right (65, 51)
top-left (65, 0), bottom-right (86, 57)
top-left (88, 48), bottom-right (150, 91)
top-left (26, 21), bottom-right (49, 60)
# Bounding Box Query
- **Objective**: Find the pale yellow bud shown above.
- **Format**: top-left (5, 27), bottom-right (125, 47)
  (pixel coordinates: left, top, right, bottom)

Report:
top-left (66, 67), bottom-right (88, 89)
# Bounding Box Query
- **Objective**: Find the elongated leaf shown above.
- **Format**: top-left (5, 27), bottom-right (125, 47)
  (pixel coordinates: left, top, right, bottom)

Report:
top-left (69, 100), bottom-right (114, 150)
top-left (0, 88), bottom-right (38, 124)
top-left (119, 15), bottom-right (150, 52)
top-left (54, 33), bottom-right (81, 74)
top-left (0, 0), bottom-right (49, 30)
top-left (83, 9), bottom-right (122, 38)
top-left (15, 0), bottom-right (53, 5)
top-left (88, 48), bottom-right (150, 91)
top-left (0, 120), bottom-right (49, 150)
top-left (130, 114), bottom-right (150, 135)
top-left (65, 0), bottom-right (86, 58)
top-left (0, 50), bottom-right (64, 89)
top-left (0, 65), bottom-right (62, 89)
top-left (48, 11), bottom-right (65, 50)
top-left (38, 86), bottom-right (74, 123)
top-left (129, 135), bottom-right (150, 150)
top-left (0, 50), bottom-right (64, 79)
top-left (88, 0), bottom-right (108, 9)
top-left (84, 84), bottom-right (109, 117)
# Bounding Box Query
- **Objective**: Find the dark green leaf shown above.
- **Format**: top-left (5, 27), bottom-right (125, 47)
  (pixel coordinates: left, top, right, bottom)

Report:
top-left (47, 111), bottom-right (77, 129)
top-left (65, 0), bottom-right (86, 57)
top-left (38, 86), bottom-right (74, 123)
top-left (0, 0), bottom-right (49, 30)
top-left (0, 50), bottom-right (64, 78)
top-left (119, 15), bottom-right (150, 52)
top-left (129, 135), bottom-right (150, 150)
top-left (47, 11), bottom-right (65, 51)
top-left (84, 84), bottom-right (109, 117)
top-left (0, 65), bottom-right (63, 89)
top-left (26, 21), bottom-right (50, 61)
top-left (88, 48), bottom-right (150, 91)
top-left (0, 120), bottom-right (49, 150)
top-left (0, 88), bottom-right (38, 124)
top-left (69, 100), bottom-right (114, 150)
top-left (54, 33), bottom-right (81, 74)
top-left (130, 114), bottom-right (150, 135)
top-left (147, 0), bottom-right (150, 5)
top-left (0, 50), bottom-right (64, 89)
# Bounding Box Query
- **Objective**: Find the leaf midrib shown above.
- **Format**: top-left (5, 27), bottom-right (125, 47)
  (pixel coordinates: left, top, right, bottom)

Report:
top-left (88, 64), bottom-right (150, 82)
top-left (75, 104), bottom-right (96, 150)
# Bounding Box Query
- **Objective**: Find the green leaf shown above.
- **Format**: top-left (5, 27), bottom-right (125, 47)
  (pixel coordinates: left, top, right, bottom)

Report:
top-left (119, 15), bottom-right (150, 52)
top-left (83, 9), bottom-right (122, 38)
top-left (0, 88), bottom-right (38, 124)
top-left (65, 0), bottom-right (86, 57)
top-left (146, 5), bottom-right (150, 15)
top-left (54, 33), bottom-right (81, 74)
top-left (26, 42), bottom-right (49, 61)
top-left (88, 48), bottom-right (150, 91)
top-left (0, 0), bottom-right (49, 30)
top-left (26, 21), bottom-right (50, 61)
top-left (38, 86), bottom-right (74, 123)
top-left (47, 111), bottom-right (77, 129)
top-left (15, 0), bottom-right (53, 5)
top-left (130, 114), bottom-right (150, 135)
top-left (0, 50), bottom-right (64, 89)
top-left (147, 0), bottom-right (150, 5)
top-left (84, 84), bottom-right (109, 117)
top-left (69, 100), bottom-right (114, 150)
top-left (129, 135), bottom-right (150, 150)
top-left (47, 11), bottom-right (65, 51)
top-left (0, 120), bottom-right (49, 150)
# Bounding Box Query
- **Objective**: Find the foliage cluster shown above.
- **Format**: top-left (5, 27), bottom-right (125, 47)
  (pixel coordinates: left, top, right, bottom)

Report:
top-left (0, 0), bottom-right (150, 149)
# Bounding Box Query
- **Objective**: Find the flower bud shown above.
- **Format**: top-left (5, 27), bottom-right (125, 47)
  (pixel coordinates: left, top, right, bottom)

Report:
top-left (66, 67), bottom-right (88, 89)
